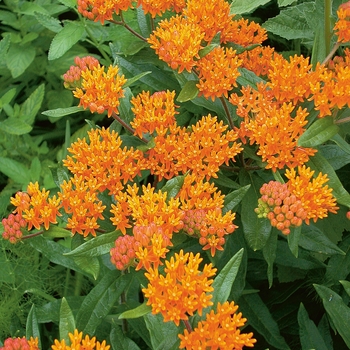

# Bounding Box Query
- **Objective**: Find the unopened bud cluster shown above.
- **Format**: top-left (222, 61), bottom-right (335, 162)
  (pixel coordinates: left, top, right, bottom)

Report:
top-left (2, 213), bottom-right (27, 244)
top-left (110, 234), bottom-right (137, 271)
top-left (255, 181), bottom-right (307, 235)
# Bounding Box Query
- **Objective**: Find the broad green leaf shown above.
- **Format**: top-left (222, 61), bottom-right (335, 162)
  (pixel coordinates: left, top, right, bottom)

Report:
top-left (42, 106), bottom-right (84, 120)
top-left (161, 175), bottom-right (185, 200)
top-left (59, 297), bottom-right (76, 343)
top-left (124, 71), bottom-right (152, 88)
top-left (119, 303), bottom-right (152, 319)
top-left (21, 84), bottom-right (45, 125)
top-left (76, 271), bottom-right (132, 334)
top-left (136, 6), bottom-right (149, 38)
top-left (317, 314), bottom-right (334, 350)
top-left (35, 11), bottom-right (62, 33)
top-left (307, 152), bottom-right (350, 207)
top-left (287, 225), bottom-right (302, 257)
top-left (299, 224), bottom-right (345, 255)
top-left (177, 80), bottom-right (199, 103)
top-left (230, 0), bottom-right (271, 14)
top-left (298, 303), bottom-right (328, 350)
top-left (0, 118), bottom-right (32, 135)
top-left (48, 21), bottom-right (85, 60)
top-left (331, 133), bottom-right (350, 155)
top-left (239, 291), bottom-right (289, 350)
top-left (110, 326), bottom-right (142, 350)
top-left (340, 280), bottom-right (350, 297)
top-left (19, 2), bottom-right (49, 15)
top-left (144, 313), bottom-right (182, 350)
top-left (117, 87), bottom-right (134, 126)
top-left (6, 43), bottom-right (36, 78)
top-left (319, 144), bottom-right (350, 170)
top-left (64, 231), bottom-right (121, 257)
top-left (50, 165), bottom-right (71, 188)
top-left (263, 229), bottom-right (278, 288)
top-left (0, 157), bottom-right (30, 184)
top-left (213, 174), bottom-right (240, 189)
top-left (73, 256), bottom-right (100, 280)
top-left (263, 3), bottom-right (315, 40)
top-left (0, 88), bottom-right (16, 105)
top-left (311, 24), bottom-right (327, 67)
top-left (223, 184), bottom-right (250, 213)
top-left (314, 284), bottom-right (350, 348)
top-left (298, 116), bottom-right (339, 148)
top-left (278, 0), bottom-right (297, 6)
top-left (0, 35), bottom-right (11, 61)
top-left (26, 305), bottom-right (41, 348)
top-left (30, 157), bottom-right (41, 182)
top-left (237, 68), bottom-right (264, 88)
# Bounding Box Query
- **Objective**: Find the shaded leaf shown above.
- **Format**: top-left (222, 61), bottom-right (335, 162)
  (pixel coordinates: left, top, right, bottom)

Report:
top-left (223, 184), bottom-right (250, 214)
top-left (0, 118), bottom-right (32, 135)
top-left (21, 84), bottom-right (45, 125)
top-left (6, 43), bottom-right (36, 78)
top-left (26, 305), bottom-right (41, 348)
top-left (110, 326), bottom-right (142, 350)
top-left (0, 157), bottom-right (30, 184)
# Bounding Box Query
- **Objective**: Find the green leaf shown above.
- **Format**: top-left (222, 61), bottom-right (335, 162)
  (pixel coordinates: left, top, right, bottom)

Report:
top-left (6, 43), bottom-right (36, 78)
top-left (0, 157), bottom-right (30, 184)
top-left (64, 231), bottom-right (121, 257)
top-left (307, 152), bottom-right (350, 207)
top-left (236, 68), bottom-right (264, 88)
top-left (263, 3), bottom-right (314, 40)
top-left (177, 80), bottom-right (199, 103)
top-left (319, 144), bottom-right (350, 170)
top-left (124, 71), bottom-right (152, 88)
top-left (144, 313), bottom-right (182, 350)
top-left (0, 249), bottom-right (15, 284)
top-left (0, 88), bottom-right (16, 106)
top-left (298, 303), bottom-right (328, 350)
top-left (48, 21), bottom-right (85, 60)
top-left (76, 271), bottom-right (132, 334)
top-left (298, 116), bottom-right (339, 148)
top-left (230, 0), bottom-right (271, 14)
top-left (110, 326), bottom-right (142, 350)
top-left (26, 305), bottom-right (41, 348)
top-left (287, 225), bottom-right (302, 257)
top-left (42, 106), bottom-right (84, 121)
top-left (278, 0), bottom-right (297, 6)
top-left (161, 175), bottom-right (185, 200)
top-left (331, 133), bottom-right (350, 155)
top-left (59, 297), bottom-right (76, 343)
top-left (0, 118), bottom-right (33, 135)
top-left (35, 11), bottom-right (62, 33)
top-left (340, 280), bottom-right (350, 297)
top-left (263, 229), bottom-right (278, 288)
top-left (314, 284), bottom-right (350, 348)
top-left (30, 157), bottom-right (41, 182)
top-left (311, 24), bottom-right (327, 67)
top-left (50, 165), bottom-right (71, 188)
top-left (73, 256), bottom-right (100, 280)
top-left (119, 303), bottom-right (152, 319)
top-left (223, 184), bottom-right (250, 214)
top-left (117, 87), bottom-right (134, 126)
top-left (239, 291), bottom-right (289, 350)
top-left (21, 84), bottom-right (45, 125)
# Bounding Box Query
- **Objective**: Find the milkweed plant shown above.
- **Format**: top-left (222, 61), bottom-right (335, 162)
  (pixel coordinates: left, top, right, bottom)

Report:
top-left (2, 0), bottom-right (350, 349)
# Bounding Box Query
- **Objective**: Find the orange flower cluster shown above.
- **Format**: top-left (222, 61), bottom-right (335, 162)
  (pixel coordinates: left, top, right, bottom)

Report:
top-left (179, 176), bottom-right (238, 255)
top-left (334, 1), bottom-right (350, 43)
top-left (148, 15), bottom-right (205, 73)
top-left (63, 127), bottom-right (144, 194)
top-left (0, 337), bottom-right (38, 350)
top-left (285, 166), bottom-right (339, 224)
top-left (130, 90), bottom-right (178, 138)
top-left (2, 212), bottom-right (27, 243)
top-left (10, 182), bottom-right (61, 231)
top-left (58, 175), bottom-right (106, 236)
top-left (142, 250), bottom-right (216, 325)
top-left (137, 0), bottom-right (185, 18)
top-left (196, 47), bottom-right (242, 100)
top-left (255, 181), bottom-right (307, 235)
top-left (77, 0), bottom-right (132, 24)
top-left (179, 301), bottom-right (256, 349)
top-left (145, 115), bottom-right (242, 180)
top-left (73, 64), bottom-right (127, 116)
top-left (110, 234), bottom-right (137, 270)
top-left (63, 56), bottom-right (100, 89)
top-left (52, 329), bottom-right (110, 350)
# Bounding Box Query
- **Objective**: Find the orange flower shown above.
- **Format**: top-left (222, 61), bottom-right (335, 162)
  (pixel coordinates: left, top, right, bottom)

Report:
top-left (0, 337), bottom-right (38, 350)
top-left (142, 250), bottom-right (217, 325)
top-left (77, 0), bottom-right (133, 24)
top-left (179, 301), bottom-right (256, 349)
top-left (196, 47), bottom-right (242, 100)
top-left (285, 166), bottom-right (339, 224)
top-left (73, 64), bottom-right (127, 116)
top-left (51, 329), bottom-right (110, 350)
top-left (137, 0), bottom-right (175, 18)
top-left (130, 90), bottom-right (179, 138)
top-left (334, 2), bottom-right (350, 43)
top-left (148, 15), bottom-right (205, 73)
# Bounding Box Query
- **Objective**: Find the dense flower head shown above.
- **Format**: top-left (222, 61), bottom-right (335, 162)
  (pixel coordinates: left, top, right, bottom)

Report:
top-left (145, 115), bottom-right (242, 180)
top-left (63, 56), bottom-right (100, 89)
top-left (77, 0), bottom-right (133, 24)
top-left (10, 182), bottom-right (62, 231)
top-left (51, 329), bottom-right (110, 350)
top-left (73, 64), bottom-right (127, 116)
top-left (285, 166), bottom-right (339, 224)
top-left (334, 2), bottom-right (350, 43)
top-left (63, 127), bottom-right (144, 194)
top-left (148, 15), bottom-right (205, 73)
top-left (255, 181), bottom-right (307, 235)
top-left (196, 47), bottom-right (242, 100)
top-left (142, 250), bottom-right (217, 325)
top-left (110, 234), bottom-right (137, 270)
top-left (0, 337), bottom-right (38, 350)
top-left (2, 212), bottom-right (27, 243)
top-left (58, 175), bottom-right (106, 237)
top-left (179, 301), bottom-right (256, 349)
top-left (137, 0), bottom-right (185, 17)
top-left (130, 90), bottom-right (178, 138)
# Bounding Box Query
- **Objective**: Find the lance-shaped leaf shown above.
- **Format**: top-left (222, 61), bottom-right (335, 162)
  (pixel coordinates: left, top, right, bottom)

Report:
top-left (42, 106), bottom-right (83, 120)
top-left (177, 80), bottom-right (199, 103)
top-left (119, 303), bottom-right (152, 319)
top-left (161, 175), bottom-right (185, 200)
top-left (110, 325), bottom-right (142, 350)
top-left (26, 305), bottom-right (41, 348)
top-left (223, 184), bottom-right (250, 213)
top-left (287, 225), bottom-right (302, 258)
top-left (59, 298), bottom-right (76, 343)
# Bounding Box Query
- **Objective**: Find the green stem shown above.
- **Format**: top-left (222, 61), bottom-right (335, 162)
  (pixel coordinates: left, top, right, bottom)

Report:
top-left (219, 97), bottom-right (234, 130)
top-left (324, 0), bottom-right (332, 56)
top-left (110, 13), bottom-right (147, 42)
top-left (74, 272), bottom-right (84, 297)
top-left (63, 269), bottom-right (71, 298)
top-left (21, 230), bottom-right (44, 240)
